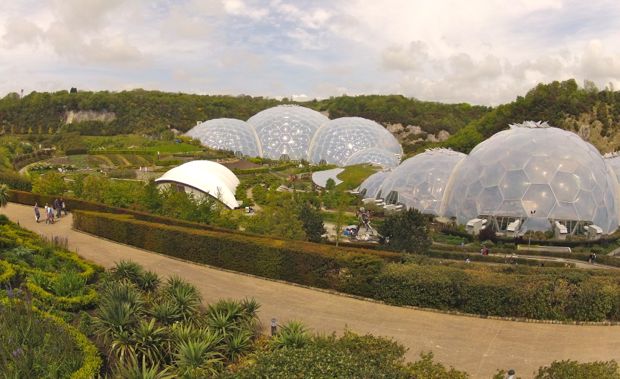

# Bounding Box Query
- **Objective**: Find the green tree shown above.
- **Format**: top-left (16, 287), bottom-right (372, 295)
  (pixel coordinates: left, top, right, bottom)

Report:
top-left (298, 202), bottom-right (325, 242)
top-left (534, 360), bottom-right (620, 379)
top-left (0, 183), bottom-right (9, 207)
top-left (32, 172), bottom-right (67, 196)
top-left (245, 201), bottom-right (306, 240)
top-left (378, 208), bottom-right (431, 253)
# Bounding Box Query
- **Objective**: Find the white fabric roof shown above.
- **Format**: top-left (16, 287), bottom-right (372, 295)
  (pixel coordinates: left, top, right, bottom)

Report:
top-left (155, 160), bottom-right (240, 209)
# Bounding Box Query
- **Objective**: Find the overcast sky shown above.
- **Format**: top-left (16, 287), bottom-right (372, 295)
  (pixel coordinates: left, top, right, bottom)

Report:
top-left (1, 0), bottom-right (620, 105)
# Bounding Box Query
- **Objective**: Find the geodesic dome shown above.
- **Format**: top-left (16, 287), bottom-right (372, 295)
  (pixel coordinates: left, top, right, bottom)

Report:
top-left (308, 117), bottom-right (402, 166)
top-left (605, 153), bottom-right (620, 183)
top-left (359, 171), bottom-right (389, 199)
top-left (185, 118), bottom-right (262, 157)
top-left (247, 105), bottom-right (328, 160)
top-left (155, 160), bottom-right (240, 209)
top-left (380, 149), bottom-right (466, 215)
top-left (443, 121), bottom-right (619, 233)
top-left (344, 147), bottom-right (401, 168)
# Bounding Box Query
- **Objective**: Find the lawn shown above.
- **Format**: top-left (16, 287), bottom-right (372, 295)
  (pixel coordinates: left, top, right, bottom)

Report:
top-left (336, 164), bottom-right (379, 190)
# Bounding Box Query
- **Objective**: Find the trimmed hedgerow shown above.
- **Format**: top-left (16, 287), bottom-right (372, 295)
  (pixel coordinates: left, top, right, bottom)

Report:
top-left (73, 211), bottom-right (395, 290)
top-left (73, 210), bottom-right (620, 321)
top-left (26, 279), bottom-right (98, 311)
top-left (37, 308), bottom-right (102, 379)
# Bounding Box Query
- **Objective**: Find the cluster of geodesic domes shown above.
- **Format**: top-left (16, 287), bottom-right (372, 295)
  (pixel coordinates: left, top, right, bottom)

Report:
top-left (361, 121), bottom-right (620, 234)
top-left (185, 105), bottom-right (403, 168)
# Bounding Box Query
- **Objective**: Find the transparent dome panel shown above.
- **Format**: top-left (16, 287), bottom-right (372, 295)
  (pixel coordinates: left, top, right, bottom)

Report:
top-left (344, 147), bottom-right (401, 168)
top-left (247, 105), bottom-right (328, 160)
top-left (308, 117), bottom-right (402, 166)
top-left (379, 149), bottom-right (465, 215)
top-left (359, 171), bottom-right (389, 199)
top-left (185, 118), bottom-right (261, 157)
top-left (443, 122), bottom-right (619, 233)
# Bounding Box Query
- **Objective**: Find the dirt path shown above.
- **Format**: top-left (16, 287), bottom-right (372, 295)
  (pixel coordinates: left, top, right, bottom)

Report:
top-left (2, 202), bottom-right (620, 378)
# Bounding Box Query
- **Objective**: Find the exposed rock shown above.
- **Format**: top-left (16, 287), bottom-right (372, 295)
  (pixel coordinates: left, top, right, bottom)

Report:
top-left (64, 110), bottom-right (116, 124)
top-left (437, 130), bottom-right (451, 142)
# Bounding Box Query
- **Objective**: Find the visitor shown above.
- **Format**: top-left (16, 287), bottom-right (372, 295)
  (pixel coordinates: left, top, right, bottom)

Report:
top-left (592, 253), bottom-right (597, 263)
top-left (61, 198), bottom-right (67, 215)
top-left (48, 205), bottom-right (55, 224)
top-left (34, 203), bottom-right (40, 223)
top-left (54, 198), bottom-right (61, 218)
top-left (588, 253), bottom-right (593, 264)
top-left (44, 203), bottom-right (50, 224)
top-left (506, 369), bottom-right (516, 379)
top-left (465, 258), bottom-right (471, 264)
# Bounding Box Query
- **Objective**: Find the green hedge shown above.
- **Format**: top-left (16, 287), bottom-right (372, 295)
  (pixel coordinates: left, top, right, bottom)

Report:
top-left (0, 170), bottom-right (32, 191)
top-left (73, 210), bottom-right (620, 321)
top-left (26, 280), bottom-right (98, 311)
top-left (72, 211), bottom-right (398, 290)
top-left (37, 308), bottom-right (102, 379)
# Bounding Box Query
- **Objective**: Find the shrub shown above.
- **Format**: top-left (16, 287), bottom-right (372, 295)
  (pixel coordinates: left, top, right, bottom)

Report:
top-left (379, 208), bottom-right (432, 254)
top-left (0, 170), bottom-right (32, 191)
top-left (534, 359), bottom-right (620, 379)
top-left (0, 300), bottom-right (101, 379)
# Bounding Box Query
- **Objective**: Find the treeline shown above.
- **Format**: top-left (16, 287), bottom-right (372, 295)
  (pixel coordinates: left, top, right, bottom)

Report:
top-left (0, 90), bottom-right (487, 137)
top-left (441, 79), bottom-right (620, 153)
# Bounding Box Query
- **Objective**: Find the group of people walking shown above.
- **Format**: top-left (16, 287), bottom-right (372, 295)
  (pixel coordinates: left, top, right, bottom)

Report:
top-left (33, 198), bottom-right (67, 224)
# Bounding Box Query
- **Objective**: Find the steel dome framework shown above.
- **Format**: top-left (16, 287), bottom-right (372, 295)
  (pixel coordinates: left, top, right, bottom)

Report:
top-left (247, 105), bottom-right (328, 161)
top-left (308, 117), bottom-right (403, 166)
top-left (185, 119), bottom-right (262, 157)
top-left (380, 149), bottom-right (466, 215)
top-left (442, 122), bottom-right (620, 234)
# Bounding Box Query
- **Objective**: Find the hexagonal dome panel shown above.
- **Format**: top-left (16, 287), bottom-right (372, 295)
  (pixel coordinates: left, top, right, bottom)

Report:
top-left (378, 149), bottom-right (465, 215)
top-left (443, 121), bottom-right (619, 233)
top-left (308, 117), bottom-right (402, 166)
top-left (247, 105), bottom-right (328, 160)
top-left (344, 147), bottom-right (401, 168)
top-left (185, 118), bottom-right (262, 157)
top-left (359, 171), bottom-right (389, 199)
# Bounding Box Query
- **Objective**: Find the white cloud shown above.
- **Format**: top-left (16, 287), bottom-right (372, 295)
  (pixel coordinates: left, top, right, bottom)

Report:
top-left (0, 0), bottom-right (619, 104)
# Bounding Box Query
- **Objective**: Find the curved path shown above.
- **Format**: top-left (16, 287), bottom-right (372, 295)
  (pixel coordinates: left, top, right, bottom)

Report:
top-left (2, 203), bottom-right (620, 378)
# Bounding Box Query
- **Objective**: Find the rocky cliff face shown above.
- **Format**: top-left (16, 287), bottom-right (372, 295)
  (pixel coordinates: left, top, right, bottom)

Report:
top-left (64, 110), bottom-right (116, 124)
top-left (562, 103), bottom-right (619, 154)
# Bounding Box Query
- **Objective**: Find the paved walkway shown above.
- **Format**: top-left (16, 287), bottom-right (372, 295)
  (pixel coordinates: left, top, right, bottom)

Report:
top-left (2, 203), bottom-right (620, 378)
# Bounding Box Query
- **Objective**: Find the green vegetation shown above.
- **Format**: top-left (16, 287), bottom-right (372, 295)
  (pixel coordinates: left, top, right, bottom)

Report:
top-left (441, 79), bottom-right (620, 154)
top-left (533, 360), bottom-right (620, 379)
top-left (73, 209), bottom-right (620, 322)
top-left (379, 208), bottom-right (432, 253)
top-left (226, 332), bottom-right (468, 378)
top-left (335, 164), bottom-right (378, 190)
top-left (0, 216), bottom-right (102, 377)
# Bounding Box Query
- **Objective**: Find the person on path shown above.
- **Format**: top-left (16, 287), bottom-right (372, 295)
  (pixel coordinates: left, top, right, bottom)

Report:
top-left (47, 204), bottom-right (55, 224)
top-left (61, 197), bottom-right (67, 216)
top-left (54, 198), bottom-right (61, 218)
top-left (34, 203), bottom-right (40, 223)
top-left (44, 203), bottom-right (50, 224)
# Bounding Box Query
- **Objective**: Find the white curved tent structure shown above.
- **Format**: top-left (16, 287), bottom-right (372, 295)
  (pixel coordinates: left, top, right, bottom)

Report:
top-left (155, 160), bottom-right (240, 209)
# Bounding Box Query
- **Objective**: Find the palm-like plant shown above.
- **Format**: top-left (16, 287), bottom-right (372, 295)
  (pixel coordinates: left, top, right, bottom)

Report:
top-left (112, 260), bottom-right (144, 283)
top-left (94, 300), bottom-right (142, 342)
top-left (138, 270), bottom-right (161, 292)
top-left (173, 340), bottom-right (224, 378)
top-left (132, 318), bottom-right (168, 366)
top-left (164, 277), bottom-right (201, 322)
top-left (110, 329), bottom-right (137, 364)
top-left (113, 356), bottom-right (175, 379)
top-left (149, 299), bottom-right (180, 325)
top-left (269, 321), bottom-right (311, 349)
top-left (206, 309), bottom-right (239, 336)
top-left (170, 323), bottom-right (222, 347)
top-left (0, 184), bottom-right (8, 208)
top-left (224, 329), bottom-right (253, 362)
